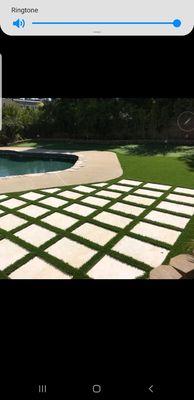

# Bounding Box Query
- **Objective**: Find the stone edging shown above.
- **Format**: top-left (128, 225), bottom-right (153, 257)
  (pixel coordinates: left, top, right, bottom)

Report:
top-left (149, 253), bottom-right (194, 279)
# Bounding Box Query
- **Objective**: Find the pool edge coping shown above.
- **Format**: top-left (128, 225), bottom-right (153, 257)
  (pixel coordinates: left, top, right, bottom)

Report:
top-left (0, 150), bottom-right (82, 180)
top-left (0, 147), bottom-right (123, 194)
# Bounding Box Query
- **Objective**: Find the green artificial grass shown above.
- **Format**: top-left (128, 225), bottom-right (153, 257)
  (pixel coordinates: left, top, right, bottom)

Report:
top-left (117, 154), bottom-right (194, 188)
top-left (14, 140), bottom-right (194, 187)
top-left (0, 178), bottom-right (193, 280)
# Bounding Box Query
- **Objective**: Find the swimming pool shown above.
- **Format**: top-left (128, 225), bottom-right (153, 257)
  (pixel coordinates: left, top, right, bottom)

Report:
top-left (0, 151), bottom-right (77, 177)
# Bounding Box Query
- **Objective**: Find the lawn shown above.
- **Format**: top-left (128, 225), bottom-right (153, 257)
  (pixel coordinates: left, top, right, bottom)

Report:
top-left (16, 140), bottom-right (194, 186)
top-left (0, 140), bottom-right (194, 279)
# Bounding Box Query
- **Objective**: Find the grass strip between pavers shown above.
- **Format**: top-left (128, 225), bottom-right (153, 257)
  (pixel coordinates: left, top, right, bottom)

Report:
top-left (1, 178), bottom-right (194, 279)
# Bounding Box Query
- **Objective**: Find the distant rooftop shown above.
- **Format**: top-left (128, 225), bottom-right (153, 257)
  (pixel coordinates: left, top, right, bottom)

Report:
top-left (2, 98), bottom-right (44, 108)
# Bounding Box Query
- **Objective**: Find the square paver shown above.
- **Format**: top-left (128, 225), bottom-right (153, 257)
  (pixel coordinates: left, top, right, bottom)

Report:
top-left (118, 179), bottom-right (142, 186)
top-left (143, 183), bottom-right (171, 191)
top-left (72, 222), bottom-right (116, 246)
top-left (113, 236), bottom-right (169, 268)
top-left (156, 201), bottom-right (194, 216)
top-left (91, 182), bottom-right (108, 187)
top-left (173, 187), bottom-right (194, 196)
top-left (14, 224), bottom-right (56, 246)
top-left (96, 190), bottom-right (121, 199)
top-left (0, 198), bottom-right (26, 209)
top-left (9, 257), bottom-right (72, 279)
top-left (110, 202), bottom-right (144, 216)
top-left (64, 203), bottom-right (96, 217)
top-left (131, 221), bottom-right (181, 245)
top-left (0, 214), bottom-right (27, 231)
top-left (123, 194), bottom-right (155, 206)
top-left (88, 255), bottom-right (144, 279)
top-left (20, 192), bottom-right (44, 201)
top-left (41, 188), bottom-right (60, 193)
top-left (166, 193), bottom-right (194, 205)
top-left (81, 196), bottom-right (110, 207)
top-left (46, 237), bottom-right (97, 268)
top-left (40, 197), bottom-right (68, 208)
top-left (19, 204), bottom-right (49, 218)
top-left (108, 184), bottom-right (133, 192)
top-left (73, 185), bottom-right (96, 193)
top-left (58, 190), bottom-right (82, 200)
top-left (94, 211), bottom-right (132, 228)
top-left (134, 189), bottom-right (163, 198)
top-left (145, 210), bottom-right (189, 229)
top-left (42, 212), bottom-right (78, 230)
top-left (0, 195), bottom-right (8, 201)
top-left (0, 239), bottom-right (28, 270)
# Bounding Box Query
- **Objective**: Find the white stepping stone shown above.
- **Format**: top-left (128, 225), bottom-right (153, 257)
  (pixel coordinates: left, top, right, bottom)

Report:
top-left (145, 210), bottom-right (189, 229)
top-left (0, 239), bottom-right (28, 270)
top-left (58, 190), bottom-right (82, 200)
top-left (157, 201), bottom-right (194, 216)
top-left (64, 203), bottom-right (96, 217)
top-left (88, 255), bottom-right (144, 279)
top-left (0, 198), bottom-right (26, 209)
top-left (94, 211), bottom-right (132, 228)
top-left (113, 236), bottom-right (169, 268)
top-left (95, 190), bottom-right (121, 199)
top-left (108, 184), bottom-right (133, 192)
top-left (166, 194), bottom-right (194, 205)
top-left (144, 183), bottom-right (171, 191)
top-left (91, 182), bottom-right (108, 187)
top-left (73, 185), bottom-right (96, 193)
top-left (110, 202), bottom-right (144, 216)
top-left (19, 204), bottom-right (49, 218)
top-left (41, 188), bottom-right (60, 193)
top-left (174, 187), bottom-right (194, 196)
top-left (0, 214), bottom-right (26, 231)
top-left (15, 224), bottom-right (56, 246)
top-left (42, 212), bottom-right (78, 230)
top-left (0, 210), bottom-right (4, 215)
top-left (40, 197), bottom-right (67, 208)
top-left (131, 221), bottom-right (181, 245)
top-left (118, 179), bottom-right (142, 186)
top-left (9, 257), bottom-right (72, 279)
top-left (81, 196), bottom-right (110, 207)
top-left (135, 189), bottom-right (163, 198)
top-left (46, 237), bottom-right (96, 268)
top-left (20, 192), bottom-right (44, 201)
top-left (123, 194), bottom-right (155, 206)
top-left (0, 195), bottom-right (8, 201)
top-left (72, 223), bottom-right (116, 246)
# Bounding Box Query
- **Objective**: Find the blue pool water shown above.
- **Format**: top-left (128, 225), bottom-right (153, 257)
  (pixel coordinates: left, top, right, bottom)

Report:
top-left (0, 152), bottom-right (76, 177)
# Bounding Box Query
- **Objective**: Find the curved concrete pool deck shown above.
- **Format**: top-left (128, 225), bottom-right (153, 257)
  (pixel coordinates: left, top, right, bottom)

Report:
top-left (0, 147), bottom-right (123, 194)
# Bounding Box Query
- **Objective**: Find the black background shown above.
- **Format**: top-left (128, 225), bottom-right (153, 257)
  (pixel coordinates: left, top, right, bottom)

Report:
top-left (1, 30), bottom-right (193, 97)
top-left (0, 28), bottom-right (193, 396)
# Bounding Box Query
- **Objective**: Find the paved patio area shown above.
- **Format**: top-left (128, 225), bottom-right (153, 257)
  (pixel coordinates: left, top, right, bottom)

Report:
top-left (0, 177), bottom-right (194, 279)
top-left (0, 148), bottom-right (123, 193)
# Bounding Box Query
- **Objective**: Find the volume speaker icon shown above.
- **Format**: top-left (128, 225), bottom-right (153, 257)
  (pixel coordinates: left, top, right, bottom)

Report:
top-left (13, 18), bottom-right (25, 28)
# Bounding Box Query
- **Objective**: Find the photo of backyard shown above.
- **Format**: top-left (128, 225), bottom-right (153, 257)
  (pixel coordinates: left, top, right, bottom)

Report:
top-left (1, 98), bottom-right (194, 279)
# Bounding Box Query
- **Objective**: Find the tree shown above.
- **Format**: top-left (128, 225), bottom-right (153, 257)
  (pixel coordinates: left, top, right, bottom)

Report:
top-left (1, 98), bottom-right (194, 143)
top-left (1, 103), bottom-right (25, 144)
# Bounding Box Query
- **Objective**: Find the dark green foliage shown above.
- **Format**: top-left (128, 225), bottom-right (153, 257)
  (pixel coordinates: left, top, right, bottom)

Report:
top-left (1, 98), bottom-right (194, 143)
top-left (1, 102), bottom-right (42, 144)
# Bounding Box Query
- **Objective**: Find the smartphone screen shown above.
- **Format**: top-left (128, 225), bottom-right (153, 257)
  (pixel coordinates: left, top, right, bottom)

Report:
top-left (0, 1), bottom-right (193, 397)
